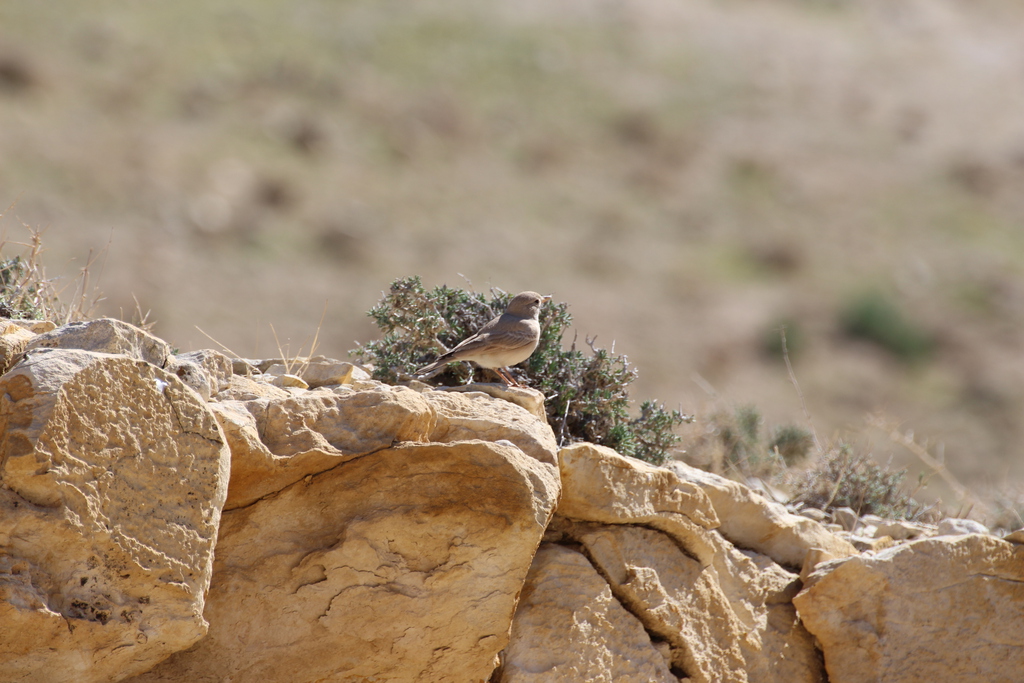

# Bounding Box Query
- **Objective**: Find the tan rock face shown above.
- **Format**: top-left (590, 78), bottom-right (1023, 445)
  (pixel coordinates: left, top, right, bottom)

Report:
top-left (794, 533), bottom-right (1024, 683)
top-left (500, 544), bottom-right (677, 683)
top-left (263, 357), bottom-right (361, 388)
top-left (424, 389), bottom-right (558, 466)
top-left (0, 349), bottom-right (229, 683)
top-left (580, 524), bottom-right (748, 683)
top-left (558, 442), bottom-right (719, 562)
top-left (129, 441), bottom-right (560, 683)
top-left (217, 381), bottom-right (559, 510)
top-left (544, 443), bottom-right (824, 683)
top-left (215, 383), bottom-right (435, 509)
top-left (0, 319), bottom-right (42, 374)
top-left (25, 318), bottom-right (172, 369)
top-left (666, 461), bottom-right (857, 569)
top-left (441, 384), bottom-right (547, 422)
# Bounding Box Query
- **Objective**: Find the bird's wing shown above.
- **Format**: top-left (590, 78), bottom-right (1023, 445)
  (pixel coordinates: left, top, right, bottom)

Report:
top-left (448, 325), bottom-right (537, 356)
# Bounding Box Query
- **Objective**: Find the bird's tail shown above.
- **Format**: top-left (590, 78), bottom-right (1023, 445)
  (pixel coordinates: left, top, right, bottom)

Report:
top-left (415, 356), bottom-right (449, 376)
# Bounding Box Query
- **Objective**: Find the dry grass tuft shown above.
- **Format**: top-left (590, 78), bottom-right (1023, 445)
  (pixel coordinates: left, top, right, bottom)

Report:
top-left (0, 213), bottom-right (105, 324)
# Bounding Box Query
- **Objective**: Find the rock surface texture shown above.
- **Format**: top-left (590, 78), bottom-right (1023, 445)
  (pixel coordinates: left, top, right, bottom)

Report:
top-left (500, 543), bottom-right (677, 683)
top-left (0, 346), bottom-right (229, 683)
top-left (0, 318), bottom-right (1019, 682)
top-left (131, 441), bottom-right (560, 683)
top-left (794, 533), bottom-right (1024, 683)
top-left (529, 442), bottom-right (824, 683)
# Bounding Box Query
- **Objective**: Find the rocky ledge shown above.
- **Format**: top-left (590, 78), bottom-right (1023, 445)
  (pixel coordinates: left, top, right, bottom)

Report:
top-left (0, 318), bottom-right (1021, 682)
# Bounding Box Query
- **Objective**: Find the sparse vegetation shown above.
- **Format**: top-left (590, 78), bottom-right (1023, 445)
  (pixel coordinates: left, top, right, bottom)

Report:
top-left (769, 424), bottom-right (815, 465)
top-left (685, 405), bottom-right (815, 479)
top-left (840, 290), bottom-right (934, 363)
top-left (788, 444), bottom-right (921, 519)
top-left (352, 276), bottom-right (692, 465)
top-left (0, 227), bottom-right (102, 323)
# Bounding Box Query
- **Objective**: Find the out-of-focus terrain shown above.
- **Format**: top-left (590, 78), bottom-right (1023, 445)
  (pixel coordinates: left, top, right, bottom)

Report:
top-left (2, 0), bottom-right (1024, 507)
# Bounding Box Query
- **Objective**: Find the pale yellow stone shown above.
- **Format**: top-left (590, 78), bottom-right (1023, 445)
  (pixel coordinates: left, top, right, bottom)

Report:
top-left (794, 534), bottom-right (1024, 683)
top-left (424, 389), bottom-right (557, 466)
top-left (500, 544), bottom-right (677, 683)
top-left (128, 441), bottom-right (560, 683)
top-left (24, 318), bottom-right (171, 368)
top-left (0, 349), bottom-right (229, 683)
top-left (667, 461), bottom-right (857, 569)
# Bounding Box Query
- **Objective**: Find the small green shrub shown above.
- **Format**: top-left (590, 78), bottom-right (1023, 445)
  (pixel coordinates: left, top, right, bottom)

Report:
top-left (352, 276), bottom-right (692, 465)
top-left (840, 290), bottom-right (934, 363)
top-left (768, 424), bottom-right (815, 465)
top-left (714, 405), bottom-right (785, 478)
top-left (789, 444), bottom-right (920, 519)
top-left (0, 227), bottom-right (101, 323)
top-left (0, 255), bottom-right (52, 319)
top-left (687, 405), bottom-right (814, 478)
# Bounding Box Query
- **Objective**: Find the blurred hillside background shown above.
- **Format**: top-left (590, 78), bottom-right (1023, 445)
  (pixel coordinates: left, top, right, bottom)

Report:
top-left (3, 0), bottom-right (1024, 503)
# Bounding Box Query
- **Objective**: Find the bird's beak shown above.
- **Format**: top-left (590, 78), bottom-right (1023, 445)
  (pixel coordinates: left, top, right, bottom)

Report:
top-left (541, 294), bottom-right (553, 302)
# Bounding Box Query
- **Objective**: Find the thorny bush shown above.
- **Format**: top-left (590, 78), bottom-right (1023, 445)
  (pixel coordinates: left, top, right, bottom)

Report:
top-left (352, 276), bottom-right (692, 465)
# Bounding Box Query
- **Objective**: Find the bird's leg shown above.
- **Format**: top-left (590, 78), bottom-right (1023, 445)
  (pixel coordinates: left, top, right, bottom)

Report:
top-left (495, 367), bottom-right (523, 388)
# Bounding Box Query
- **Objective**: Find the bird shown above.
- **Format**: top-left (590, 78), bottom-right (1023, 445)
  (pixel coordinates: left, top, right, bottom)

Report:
top-left (416, 291), bottom-right (551, 388)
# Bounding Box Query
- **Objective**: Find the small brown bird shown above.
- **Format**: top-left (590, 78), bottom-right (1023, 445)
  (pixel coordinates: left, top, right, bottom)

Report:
top-left (416, 291), bottom-right (551, 387)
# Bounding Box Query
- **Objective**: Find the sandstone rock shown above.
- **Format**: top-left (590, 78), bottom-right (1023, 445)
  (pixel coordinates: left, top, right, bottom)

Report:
top-left (0, 349), bottom-right (229, 682)
top-left (499, 544), bottom-right (677, 683)
top-left (667, 461), bottom-right (857, 569)
top-left (424, 390), bottom-right (557, 466)
top-left (936, 517), bottom-right (989, 536)
top-left (0, 319), bottom-right (40, 374)
top-left (873, 519), bottom-right (932, 541)
top-left (24, 318), bottom-right (171, 369)
top-left (264, 358), bottom-right (362, 388)
top-left (794, 506), bottom-right (828, 523)
top-left (831, 507), bottom-right (858, 532)
top-left (573, 524), bottom-right (822, 683)
top-left (270, 372), bottom-right (308, 389)
top-left (127, 440), bottom-right (560, 683)
top-left (794, 534), bottom-right (1024, 683)
top-left (1005, 529), bottom-right (1024, 544)
top-left (550, 444), bottom-right (821, 682)
top-left (557, 442), bottom-right (719, 564)
top-left (13, 320), bottom-right (57, 334)
top-left (162, 358), bottom-right (211, 401)
top-left (214, 373), bottom-right (291, 402)
top-left (442, 384), bottom-right (547, 421)
top-left (213, 383), bottom-right (435, 509)
top-left (215, 382), bottom-right (559, 510)
top-left (173, 349), bottom-right (233, 394)
top-left (845, 534), bottom-right (895, 552)
top-left (230, 357), bottom-right (256, 375)
top-left (580, 524), bottom-right (746, 682)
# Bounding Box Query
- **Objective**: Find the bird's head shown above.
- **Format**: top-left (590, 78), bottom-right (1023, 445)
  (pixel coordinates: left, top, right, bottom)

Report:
top-left (506, 291), bottom-right (552, 319)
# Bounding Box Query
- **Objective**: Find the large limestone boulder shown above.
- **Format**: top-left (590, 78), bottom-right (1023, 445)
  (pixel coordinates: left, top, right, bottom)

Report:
top-left (570, 523), bottom-right (821, 683)
top-left (793, 533), bottom-right (1024, 683)
top-left (666, 461), bottom-right (857, 569)
top-left (214, 382), bottom-right (558, 510)
top-left (128, 440), bottom-right (561, 683)
top-left (558, 442), bottom-right (719, 562)
top-left (25, 318), bottom-right (172, 369)
top-left (212, 383), bottom-right (437, 509)
top-left (543, 442), bottom-right (824, 683)
top-left (0, 349), bottom-right (230, 683)
top-left (423, 389), bottom-right (557, 466)
top-left (499, 544), bottom-right (677, 683)
top-left (0, 318), bottom-right (54, 374)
